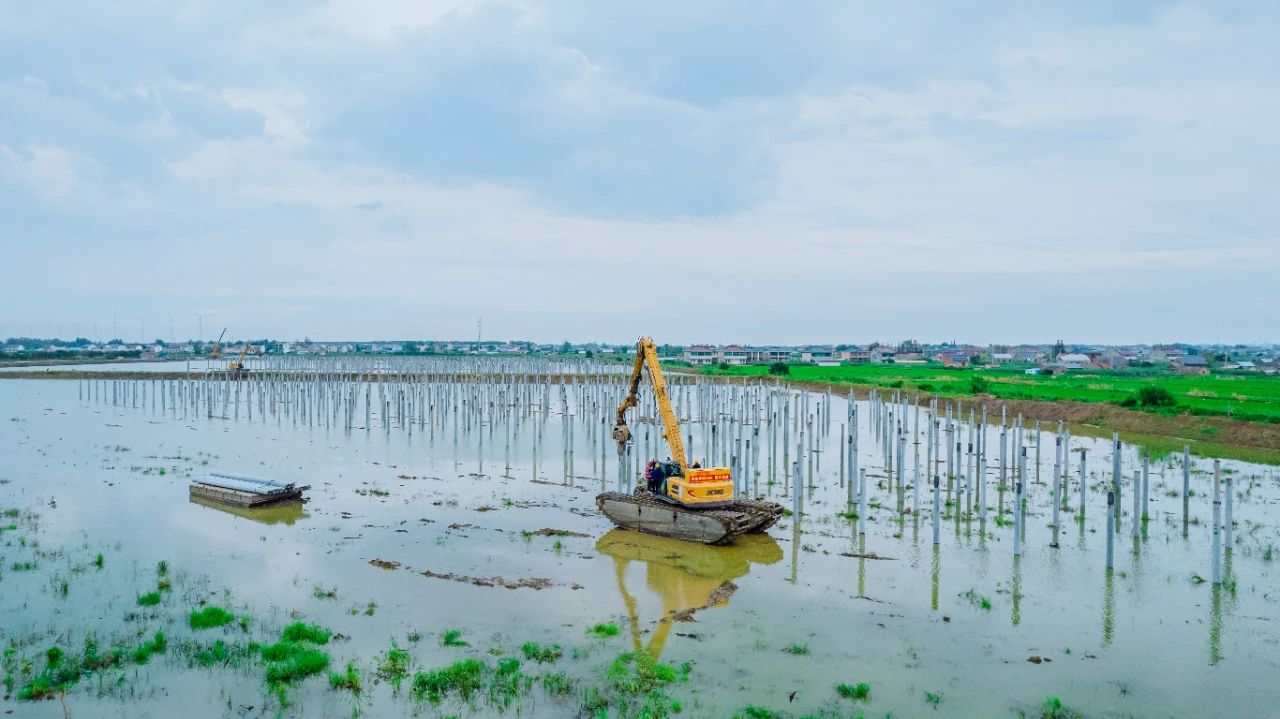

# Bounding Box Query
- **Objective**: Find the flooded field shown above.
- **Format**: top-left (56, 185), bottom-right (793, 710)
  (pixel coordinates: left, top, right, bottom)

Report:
top-left (1, 358), bottom-right (1277, 718)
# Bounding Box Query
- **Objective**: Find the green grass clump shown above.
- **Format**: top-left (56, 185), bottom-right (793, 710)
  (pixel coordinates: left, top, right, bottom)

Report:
top-left (10, 562), bottom-right (36, 572)
top-left (193, 640), bottom-right (235, 667)
top-left (377, 641), bottom-right (412, 690)
top-left (1263, 545), bottom-right (1274, 561)
top-left (925, 690), bottom-right (942, 707)
top-left (1042, 696), bottom-right (1083, 719)
top-left (606, 651), bottom-right (687, 696)
top-left (156, 559), bottom-right (169, 577)
top-left (260, 622), bottom-right (332, 685)
top-left (961, 589), bottom-right (993, 610)
top-left (132, 631), bottom-right (167, 664)
top-left (441, 628), bottom-right (469, 647)
top-left (521, 641), bottom-right (563, 663)
top-left (329, 662), bottom-right (362, 693)
top-left (261, 642), bottom-right (330, 684)
top-left (836, 682), bottom-right (871, 701)
top-left (17, 647), bottom-right (83, 701)
top-left (0, 523), bottom-right (17, 533)
top-left (93, 553), bottom-right (104, 569)
top-left (189, 606), bottom-right (235, 630)
top-left (540, 671), bottom-right (576, 696)
top-left (2, 508), bottom-right (19, 518)
top-left (137, 591), bottom-right (162, 607)
top-left (782, 643), bottom-right (809, 655)
top-left (313, 585), bottom-right (337, 599)
top-left (733, 707), bottom-right (783, 719)
top-left (586, 622), bottom-right (620, 638)
top-left (487, 657), bottom-right (533, 709)
top-left (411, 658), bottom-right (486, 704)
top-left (281, 622), bottom-right (330, 645)
top-left (81, 637), bottom-right (125, 671)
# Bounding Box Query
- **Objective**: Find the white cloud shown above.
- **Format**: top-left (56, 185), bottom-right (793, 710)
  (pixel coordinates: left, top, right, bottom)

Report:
top-left (305, 0), bottom-right (539, 43)
top-left (221, 88), bottom-right (309, 146)
top-left (0, 144), bottom-right (81, 199)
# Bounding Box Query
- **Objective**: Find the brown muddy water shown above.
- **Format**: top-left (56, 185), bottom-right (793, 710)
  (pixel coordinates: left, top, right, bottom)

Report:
top-left (1, 364), bottom-right (1277, 719)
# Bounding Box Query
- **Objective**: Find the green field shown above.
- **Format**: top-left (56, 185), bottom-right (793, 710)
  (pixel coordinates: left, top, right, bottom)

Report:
top-left (697, 363), bottom-right (1280, 424)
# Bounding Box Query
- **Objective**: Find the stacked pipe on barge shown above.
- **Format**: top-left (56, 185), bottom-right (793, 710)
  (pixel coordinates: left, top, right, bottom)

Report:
top-left (189, 471), bottom-right (310, 508)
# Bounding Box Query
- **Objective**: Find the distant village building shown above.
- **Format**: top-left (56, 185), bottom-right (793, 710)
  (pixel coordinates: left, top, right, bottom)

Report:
top-left (749, 347), bottom-right (791, 363)
top-left (1054, 353), bottom-right (1093, 370)
top-left (1174, 355), bottom-right (1209, 374)
top-left (721, 345), bottom-right (749, 365)
top-left (683, 345), bottom-right (718, 365)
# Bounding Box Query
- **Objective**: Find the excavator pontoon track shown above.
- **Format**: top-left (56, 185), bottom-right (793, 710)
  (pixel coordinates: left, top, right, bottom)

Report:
top-left (596, 488), bottom-right (783, 545)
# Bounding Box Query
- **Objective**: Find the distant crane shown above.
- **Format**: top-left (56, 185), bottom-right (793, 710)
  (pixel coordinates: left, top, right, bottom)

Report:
top-left (210, 328), bottom-right (227, 359)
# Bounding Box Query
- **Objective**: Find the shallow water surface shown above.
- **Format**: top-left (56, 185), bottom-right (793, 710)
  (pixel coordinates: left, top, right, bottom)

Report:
top-left (1, 371), bottom-right (1277, 718)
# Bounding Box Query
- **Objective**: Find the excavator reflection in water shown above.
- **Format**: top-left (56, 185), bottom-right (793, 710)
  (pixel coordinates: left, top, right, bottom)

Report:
top-left (596, 528), bottom-right (782, 659)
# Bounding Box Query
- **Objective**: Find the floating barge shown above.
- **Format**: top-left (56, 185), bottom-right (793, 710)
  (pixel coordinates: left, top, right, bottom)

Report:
top-left (189, 471), bottom-right (309, 508)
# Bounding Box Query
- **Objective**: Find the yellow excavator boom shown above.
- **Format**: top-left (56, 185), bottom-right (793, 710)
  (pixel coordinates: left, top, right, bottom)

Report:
top-left (614, 337), bottom-right (687, 470)
top-left (210, 328), bottom-right (227, 359)
top-left (229, 342), bottom-right (258, 372)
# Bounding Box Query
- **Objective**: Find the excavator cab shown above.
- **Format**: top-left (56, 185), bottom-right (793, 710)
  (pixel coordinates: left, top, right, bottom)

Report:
top-left (646, 458), bottom-right (734, 508)
top-left (662, 465), bottom-right (735, 507)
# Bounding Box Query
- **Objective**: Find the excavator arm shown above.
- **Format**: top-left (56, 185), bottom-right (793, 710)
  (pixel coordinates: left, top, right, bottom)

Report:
top-left (210, 328), bottom-right (227, 359)
top-left (612, 338), bottom-right (687, 471)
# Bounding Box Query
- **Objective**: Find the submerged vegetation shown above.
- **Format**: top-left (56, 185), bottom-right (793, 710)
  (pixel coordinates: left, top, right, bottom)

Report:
top-left (836, 681), bottom-right (872, 701)
top-left (189, 606), bottom-right (236, 630)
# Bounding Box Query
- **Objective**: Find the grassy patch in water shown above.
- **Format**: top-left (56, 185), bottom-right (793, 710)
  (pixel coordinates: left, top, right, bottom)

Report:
top-left (521, 641), bottom-right (563, 663)
top-left (411, 658), bottom-right (486, 704)
top-left (1042, 696), bottom-right (1084, 719)
top-left (377, 641), bottom-right (412, 690)
top-left (17, 647), bottom-right (82, 701)
top-left (836, 681), bottom-right (871, 701)
top-left (137, 591), bottom-right (162, 607)
top-left (606, 651), bottom-right (687, 696)
top-left (733, 707), bottom-right (784, 719)
top-left (261, 642), bottom-right (330, 684)
top-left (328, 661), bottom-right (362, 693)
top-left (960, 589), bottom-right (993, 610)
top-left (281, 622), bottom-right (330, 645)
top-left (586, 622), bottom-right (620, 638)
top-left (189, 606), bottom-right (236, 630)
top-left (132, 631), bottom-right (167, 664)
top-left (540, 670), bottom-right (576, 696)
top-left (487, 657), bottom-right (533, 709)
top-left (781, 643), bottom-right (809, 656)
top-left (191, 639), bottom-right (251, 668)
top-left (441, 628), bottom-right (469, 647)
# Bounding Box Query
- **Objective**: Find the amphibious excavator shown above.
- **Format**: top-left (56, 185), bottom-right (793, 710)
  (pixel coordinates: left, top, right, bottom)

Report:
top-left (227, 342), bottom-right (258, 379)
top-left (596, 337), bottom-right (782, 544)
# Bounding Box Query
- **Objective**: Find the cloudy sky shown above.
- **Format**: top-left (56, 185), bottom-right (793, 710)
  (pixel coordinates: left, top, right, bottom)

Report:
top-left (1, 1), bottom-right (1276, 345)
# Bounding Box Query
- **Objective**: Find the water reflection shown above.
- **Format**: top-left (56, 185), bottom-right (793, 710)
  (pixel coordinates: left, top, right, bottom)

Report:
top-left (1102, 568), bottom-right (1115, 647)
top-left (1209, 584), bottom-right (1223, 665)
top-left (596, 529), bottom-right (782, 659)
top-left (189, 496), bottom-right (309, 525)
